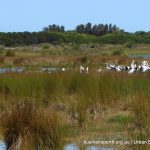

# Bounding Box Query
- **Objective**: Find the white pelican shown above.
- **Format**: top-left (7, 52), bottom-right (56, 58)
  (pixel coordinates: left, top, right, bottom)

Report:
top-left (128, 60), bottom-right (136, 74)
top-left (80, 65), bottom-right (85, 74)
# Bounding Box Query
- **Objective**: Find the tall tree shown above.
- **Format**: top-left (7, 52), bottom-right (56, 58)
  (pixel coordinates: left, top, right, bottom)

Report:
top-left (60, 26), bottom-right (65, 32)
top-left (76, 24), bottom-right (85, 33)
top-left (85, 22), bottom-right (92, 34)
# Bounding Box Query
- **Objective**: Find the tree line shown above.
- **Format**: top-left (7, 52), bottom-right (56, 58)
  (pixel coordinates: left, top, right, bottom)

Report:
top-left (75, 23), bottom-right (121, 36)
top-left (0, 23), bottom-right (150, 46)
top-left (43, 24), bottom-right (65, 32)
top-left (42, 23), bottom-right (120, 36)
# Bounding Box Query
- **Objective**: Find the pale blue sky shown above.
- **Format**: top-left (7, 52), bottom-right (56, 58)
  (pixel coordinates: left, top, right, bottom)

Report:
top-left (0, 0), bottom-right (150, 32)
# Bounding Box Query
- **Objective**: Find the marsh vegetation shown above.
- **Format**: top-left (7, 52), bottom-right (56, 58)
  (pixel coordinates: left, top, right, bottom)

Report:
top-left (0, 31), bottom-right (150, 149)
top-left (0, 71), bottom-right (149, 149)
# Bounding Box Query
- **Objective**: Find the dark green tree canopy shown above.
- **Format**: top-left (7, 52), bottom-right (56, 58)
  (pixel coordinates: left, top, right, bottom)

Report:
top-left (75, 23), bottom-right (119, 36)
top-left (0, 23), bottom-right (150, 46)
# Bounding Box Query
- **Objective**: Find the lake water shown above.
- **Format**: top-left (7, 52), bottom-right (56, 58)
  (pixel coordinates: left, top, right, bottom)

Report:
top-left (0, 142), bottom-right (115, 150)
top-left (0, 67), bottom-right (24, 74)
top-left (129, 54), bottom-right (150, 59)
top-left (64, 144), bottom-right (115, 150)
top-left (0, 67), bottom-right (62, 74)
top-left (42, 67), bottom-right (66, 73)
top-left (64, 144), bottom-right (79, 150)
top-left (0, 141), bottom-right (6, 150)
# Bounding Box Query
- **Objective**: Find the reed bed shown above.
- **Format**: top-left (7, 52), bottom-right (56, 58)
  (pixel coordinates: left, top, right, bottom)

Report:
top-left (0, 101), bottom-right (63, 150)
top-left (0, 72), bottom-right (149, 149)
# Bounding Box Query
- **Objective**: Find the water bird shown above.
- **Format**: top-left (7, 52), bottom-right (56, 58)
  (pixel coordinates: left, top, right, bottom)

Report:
top-left (97, 68), bottom-right (102, 72)
top-left (86, 67), bottom-right (89, 74)
top-left (130, 60), bottom-right (136, 68)
top-left (141, 60), bottom-right (150, 72)
top-left (80, 65), bottom-right (85, 74)
top-left (128, 68), bottom-right (135, 74)
top-left (116, 65), bottom-right (121, 72)
top-left (106, 63), bottom-right (116, 70)
top-left (128, 60), bottom-right (136, 74)
top-left (62, 67), bottom-right (66, 71)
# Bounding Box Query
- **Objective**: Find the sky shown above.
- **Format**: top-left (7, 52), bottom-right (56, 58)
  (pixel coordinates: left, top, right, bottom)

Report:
top-left (0, 0), bottom-right (150, 32)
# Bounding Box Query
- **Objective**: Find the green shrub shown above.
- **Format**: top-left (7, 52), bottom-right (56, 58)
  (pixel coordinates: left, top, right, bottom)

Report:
top-left (42, 44), bottom-right (50, 49)
top-left (80, 56), bottom-right (87, 63)
top-left (108, 115), bottom-right (132, 124)
top-left (111, 49), bottom-right (123, 56)
top-left (5, 50), bottom-right (15, 56)
top-left (125, 41), bottom-right (134, 48)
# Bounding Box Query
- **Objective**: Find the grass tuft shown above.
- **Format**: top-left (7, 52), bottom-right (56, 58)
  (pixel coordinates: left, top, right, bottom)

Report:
top-left (0, 101), bottom-right (63, 150)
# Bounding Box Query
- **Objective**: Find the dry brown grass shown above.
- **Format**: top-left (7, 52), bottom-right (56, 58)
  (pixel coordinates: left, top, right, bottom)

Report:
top-left (0, 101), bottom-right (62, 150)
top-left (0, 71), bottom-right (149, 149)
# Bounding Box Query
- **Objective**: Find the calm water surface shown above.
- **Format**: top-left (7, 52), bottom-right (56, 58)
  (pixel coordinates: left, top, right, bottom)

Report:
top-left (0, 142), bottom-right (115, 150)
top-left (64, 144), bottom-right (115, 150)
top-left (129, 54), bottom-right (150, 59)
top-left (0, 141), bottom-right (6, 150)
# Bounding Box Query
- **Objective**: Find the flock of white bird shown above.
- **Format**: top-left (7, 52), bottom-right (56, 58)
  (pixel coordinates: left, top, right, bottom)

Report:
top-left (106, 60), bottom-right (150, 74)
top-left (79, 60), bottom-right (150, 74)
top-left (42, 60), bottom-right (150, 74)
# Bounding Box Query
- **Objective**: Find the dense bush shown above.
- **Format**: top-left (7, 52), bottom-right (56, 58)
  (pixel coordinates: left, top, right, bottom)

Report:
top-left (5, 50), bottom-right (15, 56)
top-left (111, 49), bottom-right (123, 56)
